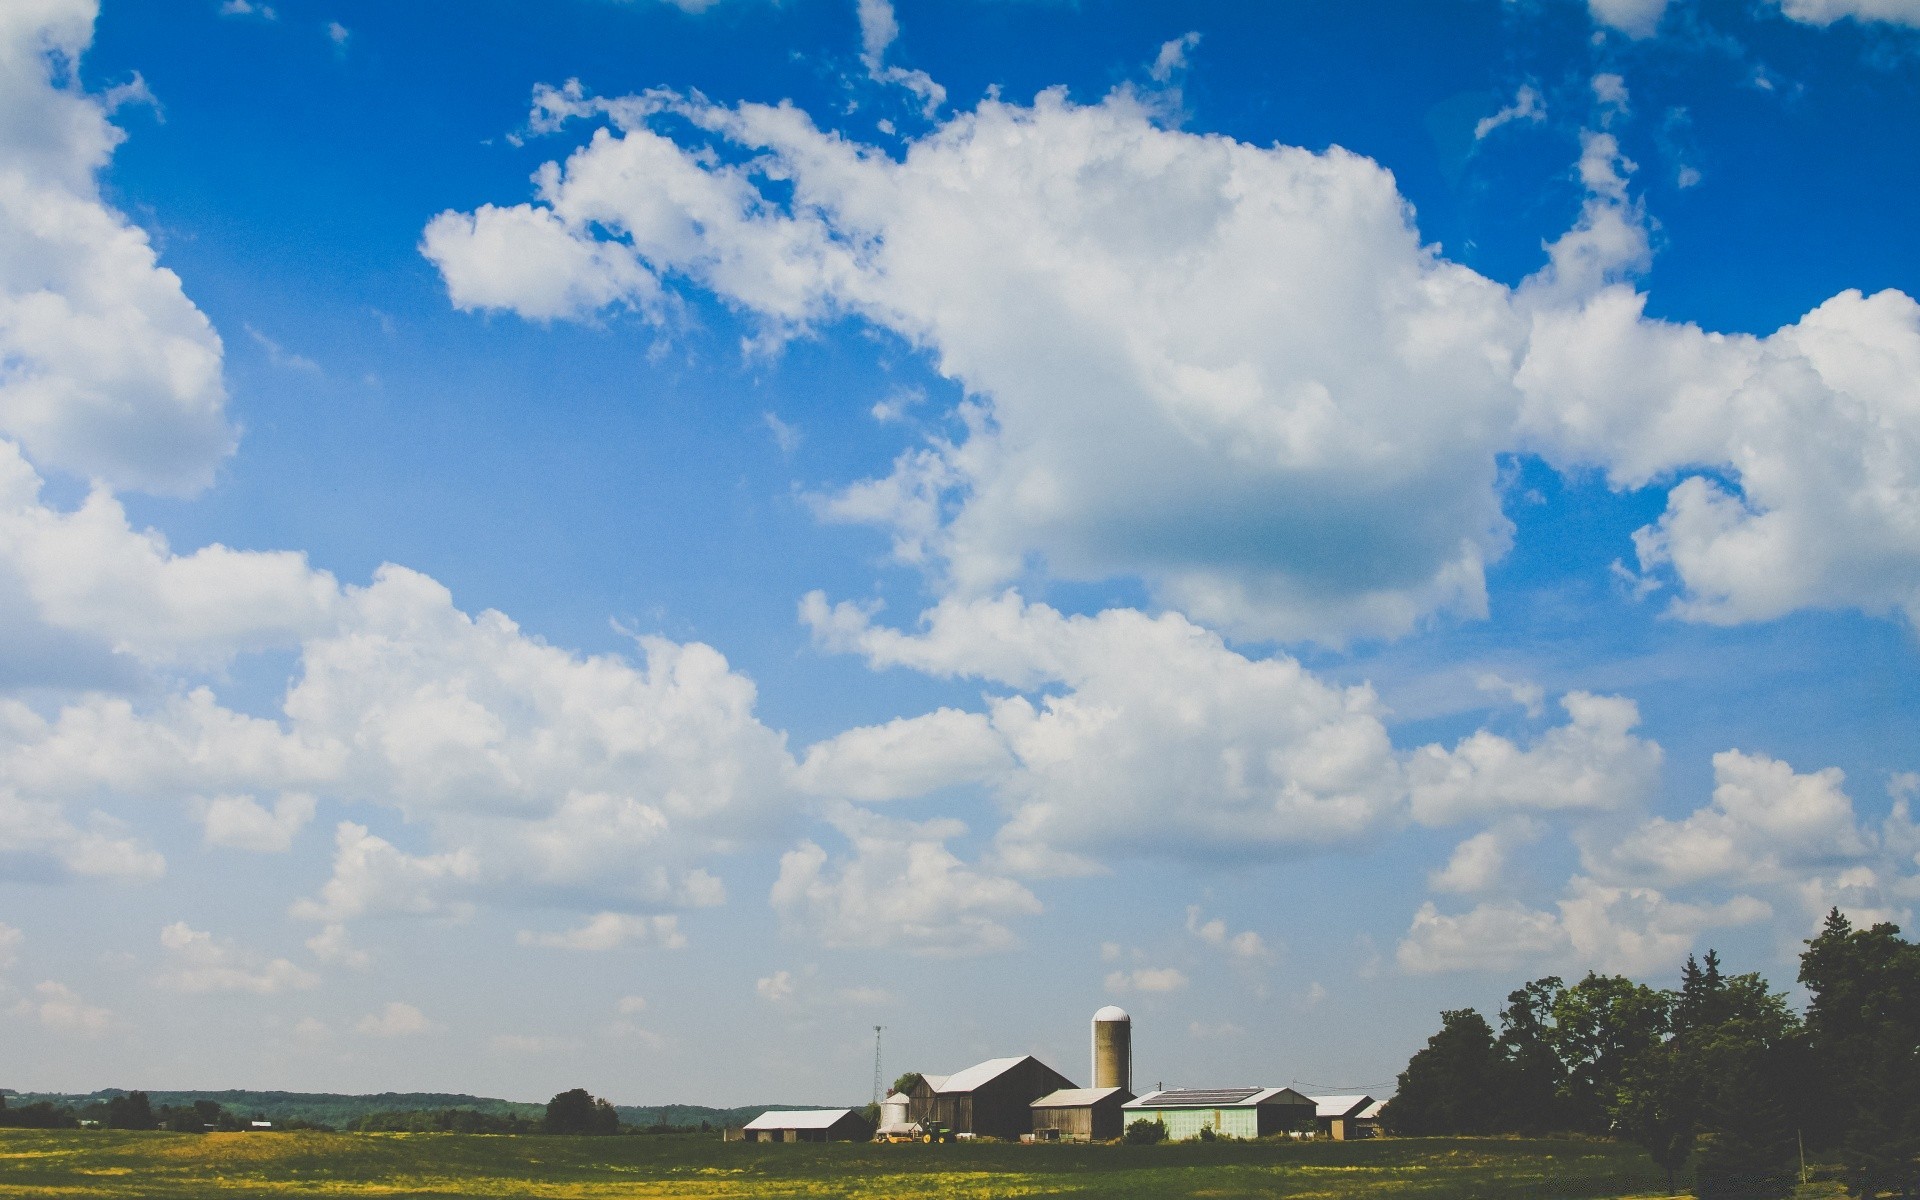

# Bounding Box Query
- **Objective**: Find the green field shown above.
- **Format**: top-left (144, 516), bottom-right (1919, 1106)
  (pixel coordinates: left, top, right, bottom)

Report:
top-left (0, 1128), bottom-right (1799, 1199)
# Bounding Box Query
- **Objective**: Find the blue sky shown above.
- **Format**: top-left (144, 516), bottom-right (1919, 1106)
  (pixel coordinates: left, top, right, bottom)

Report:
top-left (2, 0), bottom-right (1918, 1107)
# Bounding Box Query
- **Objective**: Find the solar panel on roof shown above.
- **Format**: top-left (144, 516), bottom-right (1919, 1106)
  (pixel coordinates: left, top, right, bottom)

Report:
top-left (1147, 1088), bottom-right (1263, 1106)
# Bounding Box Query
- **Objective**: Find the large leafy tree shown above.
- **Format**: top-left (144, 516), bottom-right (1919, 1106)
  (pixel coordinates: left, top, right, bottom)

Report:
top-left (1496, 976), bottom-right (1570, 1134)
top-left (1801, 910), bottom-right (1920, 1196)
top-left (1382, 1008), bottom-right (1511, 1135)
top-left (1550, 973), bottom-right (1672, 1134)
top-left (543, 1088), bottom-right (620, 1135)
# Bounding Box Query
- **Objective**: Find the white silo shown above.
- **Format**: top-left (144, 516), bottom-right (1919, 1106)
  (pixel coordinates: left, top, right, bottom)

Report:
top-left (1092, 1005), bottom-right (1132, 1092)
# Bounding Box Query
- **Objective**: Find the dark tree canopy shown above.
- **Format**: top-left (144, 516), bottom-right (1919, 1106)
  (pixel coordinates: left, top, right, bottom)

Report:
top-left (1382, 1008), bottom-right (1508, 1135)
top-left (105, 1091), bottom-right (155, 1131)
top-left (542, 1088), bottom-right (620, 1136)
top-left (1800, 909), bottom-right (1920, 1197)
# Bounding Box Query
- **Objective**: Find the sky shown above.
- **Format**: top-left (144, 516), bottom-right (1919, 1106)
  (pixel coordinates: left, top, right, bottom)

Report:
top-left (2, 0), bottom-right (1919, 1108)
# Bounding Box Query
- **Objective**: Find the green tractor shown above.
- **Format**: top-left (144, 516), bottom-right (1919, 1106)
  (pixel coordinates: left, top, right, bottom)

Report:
top-left (919, 1121), bottom-right (954, 1144)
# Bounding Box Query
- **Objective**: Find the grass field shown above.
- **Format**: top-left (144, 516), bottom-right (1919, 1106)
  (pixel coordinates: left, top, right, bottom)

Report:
top-left (0, 1128), bottom-right (1763, 1199)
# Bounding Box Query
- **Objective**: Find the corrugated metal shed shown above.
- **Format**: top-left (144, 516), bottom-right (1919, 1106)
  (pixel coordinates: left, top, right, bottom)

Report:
top-left (1126, 1087), bottom-right (1313, 1109)
top-left (1122, 1087), bottom-right (1315, 1141)
top-left (743, 1109), bottom-right (857, 1131)
top-left (1308, 1095), bottom-right (1374, 1119)
top-left (1033, 1086), bottom-right (1128, 1108)
top-left (935, 1057), bottom-right (1026, 1093)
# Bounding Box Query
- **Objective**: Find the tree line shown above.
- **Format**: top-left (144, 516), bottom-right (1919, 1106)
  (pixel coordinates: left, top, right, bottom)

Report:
top-left (0, 1087), bottom-right (711, 1137)
top-left (1382, 909), bottom-right (1920, 1198)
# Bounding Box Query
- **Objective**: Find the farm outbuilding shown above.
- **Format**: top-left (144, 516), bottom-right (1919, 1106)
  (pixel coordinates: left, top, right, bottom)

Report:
top-left (1121, 1087), bottom-right (1316, 1141)
top-left (1030, 1086), bottom-right (1132, 1142)
top-left (740, 1109), bottom-right (873, 1143)
top-left (907, 1056), bottom-right (1078, 1140)
top-left (1308, 1095), bottom-right (1376, 1141)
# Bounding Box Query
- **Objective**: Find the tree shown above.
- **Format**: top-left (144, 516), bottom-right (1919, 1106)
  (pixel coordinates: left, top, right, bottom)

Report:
top-left (543, 1088), bottom-right (619, 1135)
top-left (1693, 1051), bottom-right (1797, 1200)
top-left (890, 1073), bottom-right (921, 1097)
top-left (1497, 976), bottom-right (1569, 1133)
top-left (1614, 1041), bottom-right (1697, 1195)
top-left (1382, 1008), bottom-right (1510, 1135)
top-left (105, 1091), bottom-right (156, 1131)
top-left (1550, 973), bottom-right (1671, 1134)
top-left (1800, 908), bottom-right (1920, 1193)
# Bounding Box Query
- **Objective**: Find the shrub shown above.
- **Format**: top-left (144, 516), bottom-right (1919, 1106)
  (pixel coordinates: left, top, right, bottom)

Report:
top-left (1124, 1118), bottom-right (1167, 1144)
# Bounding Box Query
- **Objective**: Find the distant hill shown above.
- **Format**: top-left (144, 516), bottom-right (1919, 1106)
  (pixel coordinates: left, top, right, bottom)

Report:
top-left (2, 1090), bottom-right (837, 1130)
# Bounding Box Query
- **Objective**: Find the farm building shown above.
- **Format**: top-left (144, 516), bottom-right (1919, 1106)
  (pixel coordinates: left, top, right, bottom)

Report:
top-left (906, 1056), bottom-right (1077, 1140)
top-left (1030, 1086), bottom-right (1132, 1142)
top-left (1307, 1095), bottom-right (1376, 1141)
top-left (740, 1109), bottom-right (873, 1143)
top-left (1121, 1087), bottom-right (1316, 1141)
top-left (1354, 1099), bottom-right (1385, 1137)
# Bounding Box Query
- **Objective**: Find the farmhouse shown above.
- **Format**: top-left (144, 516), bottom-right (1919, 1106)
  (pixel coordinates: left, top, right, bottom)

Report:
top-left (740, 1109), bottom-right (873, 1142)
top-left (1121, 1087), bottom-right (1316, 1141)
top-left (1030, 1085), bottom-right (1132, 1142)
top-left (907, 1056), bottom-right (1077, 1140)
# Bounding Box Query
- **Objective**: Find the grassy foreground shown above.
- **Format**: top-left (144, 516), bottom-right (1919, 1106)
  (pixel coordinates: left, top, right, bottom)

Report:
top-left (0, 1128), bottom-right (1701, 1199)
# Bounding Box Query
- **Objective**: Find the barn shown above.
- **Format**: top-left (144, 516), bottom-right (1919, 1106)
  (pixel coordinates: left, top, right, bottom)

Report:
top-left (1030, 1086), bottom-right (1132, 1142)
top-left (740, 1109), bottom-right (873, 1142)
top-left (1308, 1095), bottom-right (1376, 1141)
top-left (908, 1056), bottom-right (1077, 1140)
top-left (1121, 1087), bottom-right (1316, 1141)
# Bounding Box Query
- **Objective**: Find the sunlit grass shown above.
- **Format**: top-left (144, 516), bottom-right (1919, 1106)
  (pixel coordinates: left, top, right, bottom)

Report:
top-left (0, 1129), bottom-right (1681, 1199)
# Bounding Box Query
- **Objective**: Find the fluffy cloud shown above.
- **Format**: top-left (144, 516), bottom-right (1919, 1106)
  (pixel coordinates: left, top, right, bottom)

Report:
top-left (288, 822), bottom-right (479, 922)
top-left (1586, 0), bottom-right (1669, 38)
top-left (1429, 819), bottom-right (1542, 894)
top-left (0, 784), bottom-right (163, 882)
top-left (1185, 906), bottom-right (1270, 960)
top-left (0, 492), bottom-right (795, 919)
top-left (154, 921), bottom-right (318, 994)
top-left (431, 79), bottom-right (1920, 641)
top-left (516, 912), bottom-right (687, 951)
top-left (795, 708), bottom-right (1010, 802)
top-left (1772, 0), bottom-right (1920, 26)
top-left (1104, 966), bottom-right (1188, 994)
top-left (807, 592), bottom-right (1404, 871)
top-left (0, 0), bottom-right (234, 493)
top-left (1521, 287), bottom-right (1920, 627)
top-left (304, 923), bottom-right (369, 968)
top-left (1589, 750), bottom-right (1920, 929)
top-left (194, 792), bottom-right (315, 853)
top-left (356, 1000), bottom-right (433, 1037)
top-left (18, 978), bottom-right (112, 1035)
top-left (428, 85), bottom-right (1526, 644)
top-left (770, 806), bottom-right (1041, 956)
top-left (1398, 879), bottom-right (1768, 976)
top-left (806, 592), bottom-right (1660, 875)
top-left (1407, 693), bottom-right (1663, 825)
top-left (1598, 750), bottom-right (1867, 885)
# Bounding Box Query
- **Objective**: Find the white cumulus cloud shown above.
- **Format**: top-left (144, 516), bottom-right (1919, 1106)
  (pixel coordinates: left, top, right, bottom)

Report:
top-left (155, 921), bottom-right (318, 994)
top-left (770, 806), bottom-right (1041, 956)
top-left (0, 0), bottom-right (235, 493)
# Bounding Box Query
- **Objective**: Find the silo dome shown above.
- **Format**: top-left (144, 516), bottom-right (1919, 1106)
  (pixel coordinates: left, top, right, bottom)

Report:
top-left (1094, 1005), bottom-right (1130, 1022)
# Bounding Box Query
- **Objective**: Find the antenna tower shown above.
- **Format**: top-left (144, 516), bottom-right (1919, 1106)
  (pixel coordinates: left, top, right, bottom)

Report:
top-left (871, 1026), bottom-right (885, 1105)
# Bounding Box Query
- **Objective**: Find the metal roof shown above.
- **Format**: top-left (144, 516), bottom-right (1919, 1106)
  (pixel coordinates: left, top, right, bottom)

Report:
top-left (935, 1056), bottom-right (1029, 1093)
top-left (1308, 1095), bottom-right (1375, 1119)
top-left (1124, 1087), bottom-right (1312, 1110)
top-left (742, 1109), bottom-right (858, 1131)
top-left (1093, 1005), bottom-right (1130, 1022)
top-left (1032, 1087), bottom-right (1129, 1108)
top-left (1357, 1100), bottom-right (1386, 1120)
top-left (919, 1074), bottom-right (950, 1091)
